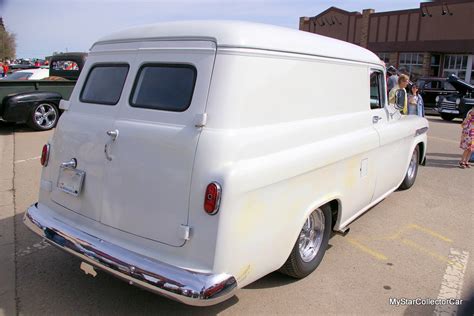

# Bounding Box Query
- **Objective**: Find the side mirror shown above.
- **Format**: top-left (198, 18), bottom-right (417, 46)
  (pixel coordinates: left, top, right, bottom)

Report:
top-left (395, 89), bottom-right (406, 111)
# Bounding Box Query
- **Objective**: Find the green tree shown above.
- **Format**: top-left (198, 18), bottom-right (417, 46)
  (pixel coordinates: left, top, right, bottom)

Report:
top-left (0, 28), bottom-right (16, 60)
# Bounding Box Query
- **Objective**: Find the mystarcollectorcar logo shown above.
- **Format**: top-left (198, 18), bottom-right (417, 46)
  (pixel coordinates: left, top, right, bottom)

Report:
top-left (389, 297), bottom-right (463, 306)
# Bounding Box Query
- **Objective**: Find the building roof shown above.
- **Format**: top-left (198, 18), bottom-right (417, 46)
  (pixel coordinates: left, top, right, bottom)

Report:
top-left (95, 20), bottom-right (381, 65)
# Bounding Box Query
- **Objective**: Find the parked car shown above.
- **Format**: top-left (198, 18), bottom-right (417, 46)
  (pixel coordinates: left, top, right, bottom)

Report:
top-left (1, 68), bottom-right (50, 81)
top-left (436, 74), bottom-right (473, 121)
top-left (9, 59), bottom-right (35, 70)
top-left (416, 77), bottom-right (457, 115)
top-left (0, 53), bottom-right (87, 130)
top-left (23, 21), bottom-right (428, 306)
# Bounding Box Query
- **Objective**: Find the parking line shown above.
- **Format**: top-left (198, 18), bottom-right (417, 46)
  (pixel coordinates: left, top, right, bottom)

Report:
top-left (400, 238), bottom-right (463, 269)
top-left (346, 237), bottom-right (388, 261)
top-left (408, 224), bottom-right (453, 243)
top-left (433, 248), bottom-right (469, 316)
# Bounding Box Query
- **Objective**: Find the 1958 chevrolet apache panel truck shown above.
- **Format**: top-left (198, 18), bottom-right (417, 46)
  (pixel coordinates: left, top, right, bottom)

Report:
top-left (24, 21), bottom-right (428, 306)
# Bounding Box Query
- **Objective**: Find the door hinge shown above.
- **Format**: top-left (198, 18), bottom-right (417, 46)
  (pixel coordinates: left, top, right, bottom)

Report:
top-left (179, 224), bottom-right (191, 241)
top-left (194, 113), bottom-right (207, 128)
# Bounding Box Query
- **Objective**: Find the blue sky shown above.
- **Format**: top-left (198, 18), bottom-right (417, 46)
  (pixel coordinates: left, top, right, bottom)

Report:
top-left (2, 0), bottom-right (425, 58)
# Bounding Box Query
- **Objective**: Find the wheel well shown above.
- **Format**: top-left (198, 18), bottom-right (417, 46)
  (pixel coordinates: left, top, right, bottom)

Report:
top-left (328, 199), bottom-right (340, 229)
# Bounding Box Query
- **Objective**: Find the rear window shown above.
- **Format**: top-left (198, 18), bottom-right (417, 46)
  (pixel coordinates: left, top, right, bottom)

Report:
top-left (130, 64), bottom-right (196, 112)
top-left (52, 60), bottom-right (80, 71)
top-left (80, 64), bottom-right (129, 105)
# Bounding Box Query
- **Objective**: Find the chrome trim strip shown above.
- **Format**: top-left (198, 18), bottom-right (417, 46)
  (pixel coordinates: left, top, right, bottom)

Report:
top-left (23, 203), bottom-right (237, 306)
top-left (415, 127), bottom-right (429, 136)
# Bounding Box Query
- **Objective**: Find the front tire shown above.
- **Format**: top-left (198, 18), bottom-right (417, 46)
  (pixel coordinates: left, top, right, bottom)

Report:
top-left (27, 103), bottom-right (59, 131)
top-left (279, 205), bottom-right (331, 279)
top-left (399, 146), bottom-right (419, 190)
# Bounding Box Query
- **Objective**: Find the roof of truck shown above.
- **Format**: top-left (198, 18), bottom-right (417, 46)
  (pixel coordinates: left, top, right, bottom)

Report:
top-left (94, 20), bottom-right (382, 65)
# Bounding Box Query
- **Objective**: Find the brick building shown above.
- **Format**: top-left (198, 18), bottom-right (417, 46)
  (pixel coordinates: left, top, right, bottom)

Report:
top-left (299, 0), bottom-right (474, 83)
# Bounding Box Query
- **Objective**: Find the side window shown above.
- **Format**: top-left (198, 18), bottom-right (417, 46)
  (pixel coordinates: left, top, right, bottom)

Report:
top-left (431, 81), bottom-right (441, 89)
top-left (370, 70), bottom-right (385, 109)
top-left (130, 64), bottom-right (197, 112)
top-left (80, 64), bottom-right (129, 105)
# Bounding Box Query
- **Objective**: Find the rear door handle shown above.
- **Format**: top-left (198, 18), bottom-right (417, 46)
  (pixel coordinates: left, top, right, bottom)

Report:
top-left (105, 129), bottom-right (119, 161)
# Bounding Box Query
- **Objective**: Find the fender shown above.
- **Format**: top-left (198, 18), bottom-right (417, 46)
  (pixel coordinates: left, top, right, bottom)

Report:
top-left (1, 91), bottom-right (62, 124)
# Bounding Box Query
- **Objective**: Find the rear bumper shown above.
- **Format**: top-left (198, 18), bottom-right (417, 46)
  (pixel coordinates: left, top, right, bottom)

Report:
top-left (23, 203), bottom-right (237, 306)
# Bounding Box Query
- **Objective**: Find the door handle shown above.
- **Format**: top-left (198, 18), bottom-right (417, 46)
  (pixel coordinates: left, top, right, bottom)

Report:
top-left (372, 116), bottom-right (382, 124)
top-left (61, 158), bottom-right (77, 169)
top-left (106, 129), bottom-right (119, 140)
top-left (105, 129), bottom-right (119, 161)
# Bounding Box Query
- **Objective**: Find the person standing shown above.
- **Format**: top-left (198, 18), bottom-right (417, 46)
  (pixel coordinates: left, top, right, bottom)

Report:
top-left (387, 70), bottom-right (399, 92)
top-left (2, 60), bottom-right (9, 77)
top-left (407, 84), bottom-right (425, 117)
top-left (389, 74), bottom-right (410, 114)
top-left (459, 108), bottom-right (473, 168)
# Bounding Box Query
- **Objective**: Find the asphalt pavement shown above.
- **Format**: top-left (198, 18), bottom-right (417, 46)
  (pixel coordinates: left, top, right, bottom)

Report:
top-left (0, 117), bottom-right (472, 315)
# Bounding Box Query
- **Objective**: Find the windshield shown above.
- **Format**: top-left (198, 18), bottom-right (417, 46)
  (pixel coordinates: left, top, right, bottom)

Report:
top-left (4, 72), bottom-right (33, 80)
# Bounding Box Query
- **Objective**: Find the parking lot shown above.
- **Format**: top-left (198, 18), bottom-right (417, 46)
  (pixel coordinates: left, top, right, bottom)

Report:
top-left (0, 116), bottom-right (472, 315)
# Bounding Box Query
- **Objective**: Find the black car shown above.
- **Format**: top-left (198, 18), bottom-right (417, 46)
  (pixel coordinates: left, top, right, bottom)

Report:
top-left (437, 74), bottom-right (473, 121)
top-left (416, 77), bottom-right (457, 115)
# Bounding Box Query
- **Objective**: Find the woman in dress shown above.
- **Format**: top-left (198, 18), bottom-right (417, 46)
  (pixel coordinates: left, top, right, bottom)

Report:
top-left (459, 108), bottom-right (474, 168)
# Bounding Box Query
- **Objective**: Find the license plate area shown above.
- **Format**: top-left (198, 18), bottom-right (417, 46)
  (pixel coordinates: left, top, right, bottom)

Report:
top-left (57, 167), bottom-right (85, 196)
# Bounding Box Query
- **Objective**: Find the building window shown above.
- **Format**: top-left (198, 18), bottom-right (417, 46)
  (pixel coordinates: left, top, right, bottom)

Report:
top-left (377, 53), bottom-right (390, 65)
top-left (430, 54), bottom-right (441, 77)
top-left (399, 53), bottom-right (424, 80)
top-left (442, 55), bottom-right (468, 81)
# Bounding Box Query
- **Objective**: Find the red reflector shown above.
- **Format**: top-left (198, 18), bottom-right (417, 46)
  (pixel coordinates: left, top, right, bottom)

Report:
top-left (40, 144), bottom-right (50, 166)
top-left (204, 182), bottom-right (221, 215)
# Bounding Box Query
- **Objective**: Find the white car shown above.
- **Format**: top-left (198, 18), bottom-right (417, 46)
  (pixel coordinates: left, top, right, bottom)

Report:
top-left (24, 21), bottom-right (428, 306)
top-left (3, 68), bottom-right (49, 80)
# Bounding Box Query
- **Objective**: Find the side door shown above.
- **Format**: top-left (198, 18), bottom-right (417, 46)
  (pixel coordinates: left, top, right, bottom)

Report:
top-left (371, 68), bottom-right (413, 200)
top-left (100, 40), bottom-right (216, 247)
top-left (49, 56), bottom-right (130, 221)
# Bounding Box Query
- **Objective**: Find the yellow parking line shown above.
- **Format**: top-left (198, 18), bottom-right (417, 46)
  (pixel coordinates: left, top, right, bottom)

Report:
top-left (408, 224), bottom-right (453, 243)
top-left (346, 237), bottom-right (388, 261)
top-left (400, 238), bottom-right (463, 269)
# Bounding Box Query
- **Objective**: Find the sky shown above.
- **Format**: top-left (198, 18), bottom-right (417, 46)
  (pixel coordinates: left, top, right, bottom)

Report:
top-left (1, 0), bottom-right (426, 59)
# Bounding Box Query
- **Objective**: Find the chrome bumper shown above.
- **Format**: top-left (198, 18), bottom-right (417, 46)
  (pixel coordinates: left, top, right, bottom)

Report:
top-left (23, 203), bottom-right (237, 306)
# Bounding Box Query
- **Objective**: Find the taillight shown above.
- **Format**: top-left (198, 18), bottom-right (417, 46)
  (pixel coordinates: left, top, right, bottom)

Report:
top-left (204, 182), bottom-right (222, 215)
top-left (40, 144), bottom-right (50, 166)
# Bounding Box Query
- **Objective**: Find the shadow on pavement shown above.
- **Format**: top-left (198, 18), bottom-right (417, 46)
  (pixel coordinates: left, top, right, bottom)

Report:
top-left (426, 117), bottom-right (462, 124)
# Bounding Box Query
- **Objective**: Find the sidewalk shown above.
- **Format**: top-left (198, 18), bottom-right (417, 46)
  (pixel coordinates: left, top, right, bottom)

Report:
top-left (0, 128), bottom-right (16, 316)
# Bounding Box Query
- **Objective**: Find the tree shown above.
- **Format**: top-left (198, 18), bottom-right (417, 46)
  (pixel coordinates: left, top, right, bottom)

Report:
top-left (0, 27), bottom-right (16, 60)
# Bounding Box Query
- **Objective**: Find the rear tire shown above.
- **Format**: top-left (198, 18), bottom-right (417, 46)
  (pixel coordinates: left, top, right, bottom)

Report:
top-left (399, 146), bottom-right (419, 190)
top-left (279, 205), bottom-right (331, 279)
top-left (440, 113), bottom-right (456, 121)
top-left (27, 103), bottom-right (59, 131)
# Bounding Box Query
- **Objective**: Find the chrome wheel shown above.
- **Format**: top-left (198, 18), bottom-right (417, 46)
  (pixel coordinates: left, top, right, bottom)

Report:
top-left (407, 149), bottom-right (418, 180)
top-left (298, 208), bottom-right (325, 263)
top-left (34, 103), bottom-right (57, 129)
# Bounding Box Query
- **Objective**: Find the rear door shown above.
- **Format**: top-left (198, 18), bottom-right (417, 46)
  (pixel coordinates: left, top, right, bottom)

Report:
top-left (50, 54), bottom-right (131, 220)
top-left (101, 41), bottom-right (216, 247)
